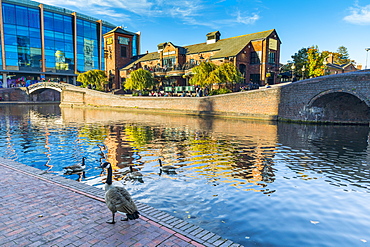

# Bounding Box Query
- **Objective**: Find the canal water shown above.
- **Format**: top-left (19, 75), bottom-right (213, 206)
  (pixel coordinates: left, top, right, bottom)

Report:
top-left (1, 104), bottom-right (370, 247)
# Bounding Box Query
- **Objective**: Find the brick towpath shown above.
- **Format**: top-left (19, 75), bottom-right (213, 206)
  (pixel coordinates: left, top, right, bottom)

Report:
top-left (0, 158), bottom-right (242, 247)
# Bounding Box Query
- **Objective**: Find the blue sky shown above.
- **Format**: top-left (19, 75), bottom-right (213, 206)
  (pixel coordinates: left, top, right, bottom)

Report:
top-left (38, 0), bottom-right (370, 67)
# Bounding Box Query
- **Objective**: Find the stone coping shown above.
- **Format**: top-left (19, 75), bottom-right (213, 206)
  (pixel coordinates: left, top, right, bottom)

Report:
top-left (0, 157), bottom-right (243, 247)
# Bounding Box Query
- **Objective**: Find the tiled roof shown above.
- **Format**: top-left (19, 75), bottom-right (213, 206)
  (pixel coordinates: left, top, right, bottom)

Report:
top-left (327, 62), bottom-right (357, 70)
top-left (122, 29), bottom-right (277, 70)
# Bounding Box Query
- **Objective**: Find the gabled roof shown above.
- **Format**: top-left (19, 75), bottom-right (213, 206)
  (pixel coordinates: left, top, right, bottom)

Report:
top-left (122, 29), bottom-right (278, 70)
top-left (327, 62), bottom-right (357, 70)
top-left (186, 29), bottom-right (277, 59)
top-left (104, 27), bottom-right (136, 36)
top-left (327, 63), bottom-right (343, 70)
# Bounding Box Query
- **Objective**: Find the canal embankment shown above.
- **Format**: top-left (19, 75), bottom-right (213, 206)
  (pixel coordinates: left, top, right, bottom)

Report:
top-left (59, 84), bottom-right (287, 121)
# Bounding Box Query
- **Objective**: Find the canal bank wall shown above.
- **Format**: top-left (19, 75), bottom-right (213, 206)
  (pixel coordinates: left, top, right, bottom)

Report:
top-left (59, 84), bottom-right (286, 121)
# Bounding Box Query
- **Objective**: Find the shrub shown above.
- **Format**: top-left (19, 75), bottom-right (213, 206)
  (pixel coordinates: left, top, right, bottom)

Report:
top-left (209, 88), bottom-right (232, 95)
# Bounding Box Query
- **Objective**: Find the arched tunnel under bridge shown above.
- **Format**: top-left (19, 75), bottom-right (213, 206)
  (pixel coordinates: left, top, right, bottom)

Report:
top-left (29, 88), bottom-right (61, 102)
top-left (307, 92), bottom-right (370, 124)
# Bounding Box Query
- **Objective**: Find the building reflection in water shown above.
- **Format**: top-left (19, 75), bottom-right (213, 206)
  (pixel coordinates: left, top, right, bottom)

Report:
top-left (63, 105), bottom-right (281, 193)
top-left (2, 105), bottom-right (370, 246)
top-left (1, 105), bottom-right (369, 194)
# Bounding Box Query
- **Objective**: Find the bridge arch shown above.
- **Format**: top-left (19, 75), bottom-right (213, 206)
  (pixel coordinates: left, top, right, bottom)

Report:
top-left (27, 82), bottom-right (66, 95)
top-left (306, 89), bottom-right (370, 124)
top-left (26, 82), bottom-right (69, 102)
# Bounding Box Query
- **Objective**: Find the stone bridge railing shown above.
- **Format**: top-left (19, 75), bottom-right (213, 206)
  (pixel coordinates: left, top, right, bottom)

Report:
top-left (26, 82), bottom-right (72, 94)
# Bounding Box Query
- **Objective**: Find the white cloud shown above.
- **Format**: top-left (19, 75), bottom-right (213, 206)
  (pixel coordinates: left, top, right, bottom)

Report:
top-left (236, 11), bottom-right (260, 25)
top-left (37, 0), bottom-right (259, 28)
top-left (344, 4), bottom-right (370, 25)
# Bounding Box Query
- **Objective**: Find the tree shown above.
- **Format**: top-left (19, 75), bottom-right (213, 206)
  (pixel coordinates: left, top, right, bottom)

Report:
top-left (291, 47), bottom-right (309, 78)
top-left (307, 46), bottom-right (329, 78)
top-left (209, 62), bottom-right (243, 88)
top-left (189, 62), bottom-right (217, 87)
top-left (124, 69), bottom-right (155, 91)
top-left (77, 69), bottom-right (108, 91)
top-left (334, 46), bottom-right (351, 64)
top-left (189, 62), bottom-right (243, 89)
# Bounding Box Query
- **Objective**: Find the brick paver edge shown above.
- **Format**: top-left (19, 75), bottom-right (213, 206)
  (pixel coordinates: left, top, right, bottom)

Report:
top-left (0, 157), bottom-right (243, 247)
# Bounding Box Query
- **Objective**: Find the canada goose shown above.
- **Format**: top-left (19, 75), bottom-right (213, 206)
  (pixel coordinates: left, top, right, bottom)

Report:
top-left (101, 162), bottom-right (140, 224)
top-left (158, 159), bottom-right (177, 173)
top-left (125, 165), bottom-right (144, 183)
top-left (63, 157), bottom-right (86, 173)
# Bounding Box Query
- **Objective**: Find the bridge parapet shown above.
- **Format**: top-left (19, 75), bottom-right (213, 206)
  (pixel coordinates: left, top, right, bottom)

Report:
top-left (27, 82), bottom-right (72, 94)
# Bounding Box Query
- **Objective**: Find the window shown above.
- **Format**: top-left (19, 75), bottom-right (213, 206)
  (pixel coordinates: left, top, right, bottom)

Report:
top-left (132, 35), bottom-right (137, 57)
top-left (3, 24), bottom-right (16, 35)
top-left (163, 57), bottom-right (175, 67)
top-left (268, 52), bottom-right (276, 64)
top-left (250, 74), bottom-right (260, 84)
top-left (44, 12), bottom-right (54, 30)
top-left (250, 52), bottom-right (260, 64)
top-left (3, 4), bottom-right (16, 24)
top-left (15, 6), bottom-right (28, 26)
top-left (28, 8), bottom-right (40, 28)
top-left (121, 46), bottom-right (127, 57)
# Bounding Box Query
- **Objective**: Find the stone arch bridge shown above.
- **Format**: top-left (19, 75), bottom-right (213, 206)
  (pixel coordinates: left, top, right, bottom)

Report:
top-left (2, 71), bottom-right (370, 124)
top-left (277, 70), bottom-right (370, 124)
top-left (25, 82), bottom-right (75, 102)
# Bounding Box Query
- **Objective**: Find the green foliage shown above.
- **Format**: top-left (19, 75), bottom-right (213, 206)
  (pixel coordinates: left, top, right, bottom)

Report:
top-left (132, 90), bottom-right (150, 96)
top-left (307, 46), bottom-right (329, 78)
top-left (334, 46), bottom-right (351, 64)
top-left (290, 45), bottom-right (354, 79)
top-left (290, 47), bottom-right (309, 78)
top-left (77, 70), bottom-right (108, 91)
top-left (124, 69), bottom-right (155, 91)
top-left (208, 88), bottom-right (232, 95)
top-left (190, 62), bottom-right (243, 87)
top-left (213, 62), bottom-right (244, 86)
top-left (189, 62), bottom-right (217, 87)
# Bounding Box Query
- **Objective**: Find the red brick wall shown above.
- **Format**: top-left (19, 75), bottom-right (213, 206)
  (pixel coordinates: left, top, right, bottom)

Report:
top-left (60, 86), bottom-right (281, 120)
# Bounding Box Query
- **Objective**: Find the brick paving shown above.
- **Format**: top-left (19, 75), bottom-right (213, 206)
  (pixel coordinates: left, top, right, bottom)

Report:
top-left (0, 158), bottom-right (243, 247)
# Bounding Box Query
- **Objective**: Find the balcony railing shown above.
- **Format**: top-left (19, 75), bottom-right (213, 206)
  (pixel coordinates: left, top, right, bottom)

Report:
top-left (142, 63), bottom-right (198, 74)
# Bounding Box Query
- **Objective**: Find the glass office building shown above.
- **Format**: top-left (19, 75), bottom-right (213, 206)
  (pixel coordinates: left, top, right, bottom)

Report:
top-left (0, 0), bottom-right (140, 87)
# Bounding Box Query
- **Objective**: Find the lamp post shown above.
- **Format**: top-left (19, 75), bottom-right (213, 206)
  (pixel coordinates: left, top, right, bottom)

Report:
top-left (323, 60), bottom-right (328, 75)
top-left (366, 48), bottom-right (370, 69)
top-left (301, 65), bottom-right (305, 80)
top-left (291, 63), bottom-right (295, 82)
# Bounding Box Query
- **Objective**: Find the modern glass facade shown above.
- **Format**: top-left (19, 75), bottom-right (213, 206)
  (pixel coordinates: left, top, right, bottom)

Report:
top-left (0, 0), bottom-right (140, 87)
top-left (3, 3), bottom-right (41, 70)
top-left (44, 10), bottom-right (74, 73)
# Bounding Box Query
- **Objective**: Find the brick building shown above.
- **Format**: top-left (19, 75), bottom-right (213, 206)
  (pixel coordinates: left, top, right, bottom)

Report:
top-left (106, 29), bottom-right (281, 91)
top-left (324, 54), bottom-right (360, 75)
top-left (103, 27), bottom-right (140, 90)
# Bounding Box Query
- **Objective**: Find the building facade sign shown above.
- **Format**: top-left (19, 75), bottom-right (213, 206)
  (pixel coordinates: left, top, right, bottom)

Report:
top-left (163, 51), bottom-right (176, 56)
top-left (269, 39), bottom-right (278, 50)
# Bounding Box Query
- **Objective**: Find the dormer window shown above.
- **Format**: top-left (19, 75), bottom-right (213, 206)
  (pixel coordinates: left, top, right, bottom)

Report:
top-left (157, 42), bottom-right (167, 52)
top-left (206, 31), bottom-right (220, 44)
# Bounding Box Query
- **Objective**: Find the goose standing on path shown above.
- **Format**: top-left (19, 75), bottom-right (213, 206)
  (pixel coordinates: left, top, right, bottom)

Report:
top-left (63, 157), bottom-right (86, 174)
top-left (158, 159), bottom-right (177, 174)
top-left (101, 162), bottom-right (140, 224)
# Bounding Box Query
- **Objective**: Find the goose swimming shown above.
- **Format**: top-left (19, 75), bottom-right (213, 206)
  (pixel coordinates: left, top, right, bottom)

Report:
top-left (101, 162), bottom-right (140, 224)
top-left (158, 159), bottom-right (177, 173)
top-left (125, 165), bottom-right (144, 183)
top-left (63, 157), bottom-right (86, 173)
